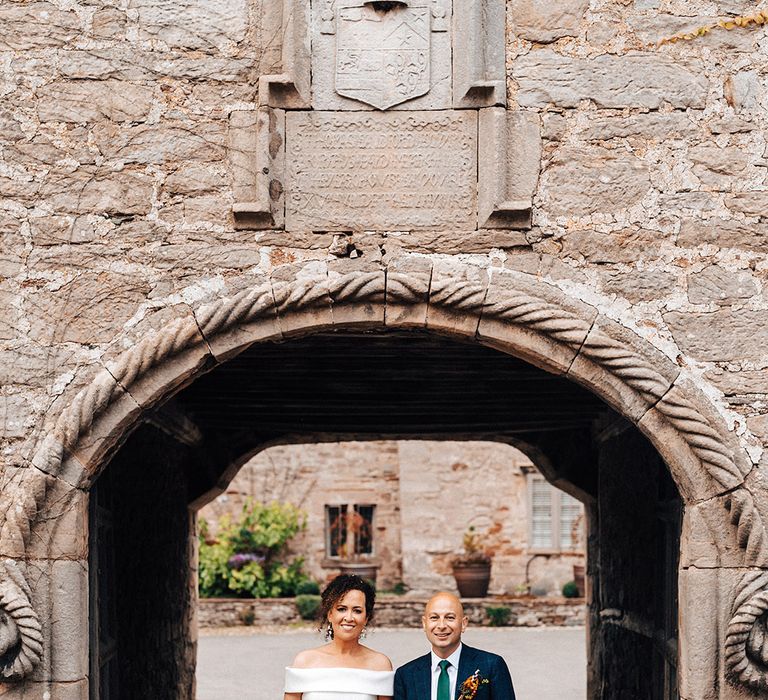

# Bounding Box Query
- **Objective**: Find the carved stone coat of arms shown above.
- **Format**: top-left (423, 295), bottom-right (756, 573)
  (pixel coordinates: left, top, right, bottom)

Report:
top-left (335, 1), bottom-right (431, 110)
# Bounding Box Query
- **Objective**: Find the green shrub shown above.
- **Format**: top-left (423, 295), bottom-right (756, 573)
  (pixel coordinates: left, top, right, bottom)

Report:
top-left (486, 606), bottom-right (512, 627)
top-left (198, 501), bottom-right (311, 599)
top-left (295, 594), bottom-right (322, 620)
top-left (391, 581), bottom-right (408, 595)
top-left (296, 579), bottom-right (321, 595)
top-left (562, 581), bottom-right (580, 598)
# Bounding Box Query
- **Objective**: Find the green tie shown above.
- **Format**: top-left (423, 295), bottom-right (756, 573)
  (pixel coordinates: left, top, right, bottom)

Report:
top-left (437, 659), bottom-right (451, 700)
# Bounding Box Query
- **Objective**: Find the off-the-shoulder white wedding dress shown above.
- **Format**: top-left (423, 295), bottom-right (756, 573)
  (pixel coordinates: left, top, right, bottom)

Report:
top-left (284, 667), bottom-right (395, 699)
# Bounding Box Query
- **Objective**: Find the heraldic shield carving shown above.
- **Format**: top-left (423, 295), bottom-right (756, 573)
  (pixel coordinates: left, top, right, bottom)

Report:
top-left (336, 1), bottom-right (431, 110)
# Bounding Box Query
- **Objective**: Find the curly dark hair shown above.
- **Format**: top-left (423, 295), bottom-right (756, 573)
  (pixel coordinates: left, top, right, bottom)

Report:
top-left (318, 574), bottom-right (376, 635)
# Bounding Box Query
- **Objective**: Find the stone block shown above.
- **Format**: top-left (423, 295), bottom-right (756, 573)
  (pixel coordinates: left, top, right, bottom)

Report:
top-left (678, 218), bottom-right (768, 253)
top-left (640, 382), bottom-right (748, 502)
top-left (19, 559), bottom-right (88, 683)
top-left (131, 0), bottom-right (249, 51)
top-left (270, 261), bottom-right (334, 338)
top-left (690, 145), bottom-right (753, 189)
top-left (0, 467), bottom-right (89, 561)
top-left (198, 279), bottom-right (282, 364)
top-left (680, 496), bottom-right (745, 569)
top-left (569, 315), bottom-right (679, 423)
top-left (427, 259), bottom-right (488, 338)
top-left (311, 0), bottom-right (452, 111)
top-left (664, 309), bottom-right (768, 364)
top-left (92, 121), bottom-right (226, 166)
top-left (104, 313), bottom-right (212, 413)
top-left (478, 108), bottom-right (541, 229)
top-left (0, 680), bottom-right (87, 700)
top-left (511, 0), bottom-right (588, 43)
top-left (36, 81), bottom-right (155, 124)
top-left (230, 108), bottom-right (286, 230)
top-left (0, 2), bottom-right (81, 51)
top-left (0, 393), bottom-right (34, 440)
top-left (259, 0), bottom-right (311, 108)
top-left (479, 269), bottom-right (596, 374)
top-left (514, 51), bottom-right (708, 109)
top-left (385, 255), bottom-right (432, 328)
top-left (91, 7), bottom-right (127, 39)
top-left (725, 191), bottom-right (768, 217)
top-left (599, 268), bottom-right (678, 303)
top-left (678, 567), bottom-right (765, 700)
top-left (453, 0), bottom-right (506, 107)
top-left (705, 369), bottom-right (768, 397)
top-left (542, 147), bottom-right (650, 217)
top-left (164, 162), bottom-right (227, 197)
top-left (725, 70), bottom-right (763, 113)
top-left (578, 112), bottom-right (697, 142)
top-left (688, 266), bottom-right (757, 305)
top-left (42, 168), bottom-right (154, 217)
top-left (327, 260), bottom-right (386, 329)
top-left (285, 111), bottom-right (477, 231)
top-left (58, 384), bottom-right (143, 488)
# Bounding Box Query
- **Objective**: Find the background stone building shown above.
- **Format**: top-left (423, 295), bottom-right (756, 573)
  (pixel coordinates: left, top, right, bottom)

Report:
top-left (2, 0), bottom-right (768, 698)
top-left (200, 440), bottom-right (585, 594)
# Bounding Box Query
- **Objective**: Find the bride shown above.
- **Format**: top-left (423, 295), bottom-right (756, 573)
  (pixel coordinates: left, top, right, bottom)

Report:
top-left (284, 573), bottom-right (394, 700)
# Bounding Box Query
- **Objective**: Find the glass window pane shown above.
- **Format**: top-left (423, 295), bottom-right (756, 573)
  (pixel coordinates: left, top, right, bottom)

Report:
top-left (353, 504), bottom-right (374, 555)
top-left (326, 505), bottom-right (347, 557)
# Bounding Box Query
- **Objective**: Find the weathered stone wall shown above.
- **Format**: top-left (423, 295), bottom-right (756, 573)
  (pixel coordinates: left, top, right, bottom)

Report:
top-left (197, 595), bottom-right (586, 628)
top-left (3, 2), bottom-right (767, 479)
top-left (200, 440), bottom-right (584, 595)
top-left (2, 0), bottom-right (768, 697)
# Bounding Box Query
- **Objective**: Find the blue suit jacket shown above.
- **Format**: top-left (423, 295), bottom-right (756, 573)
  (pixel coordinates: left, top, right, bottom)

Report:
top-left (393, 644), bottom-right (516, 700)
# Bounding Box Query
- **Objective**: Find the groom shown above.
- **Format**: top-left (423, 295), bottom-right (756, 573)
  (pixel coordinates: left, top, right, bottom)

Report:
top-left (393, 591), bottom-right (516, 699)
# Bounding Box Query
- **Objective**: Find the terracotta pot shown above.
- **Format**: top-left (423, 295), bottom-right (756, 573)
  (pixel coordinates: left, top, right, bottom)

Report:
top-left (338, 562), bottom-right (379, 587)
top-left (452, 562), bottom-right (492, 598)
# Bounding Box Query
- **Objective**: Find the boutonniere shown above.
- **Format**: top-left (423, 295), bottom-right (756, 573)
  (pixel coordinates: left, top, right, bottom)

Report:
top-left (458, 669), bottom-right (490, 699)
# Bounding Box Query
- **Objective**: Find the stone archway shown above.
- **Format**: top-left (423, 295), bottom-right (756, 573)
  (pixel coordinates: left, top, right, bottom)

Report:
top-left (1, 259), bottom-right (765, 697)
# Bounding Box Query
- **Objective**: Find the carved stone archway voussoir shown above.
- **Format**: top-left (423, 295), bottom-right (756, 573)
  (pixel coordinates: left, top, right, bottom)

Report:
top-left (1, 260), bottom-right (766, 694)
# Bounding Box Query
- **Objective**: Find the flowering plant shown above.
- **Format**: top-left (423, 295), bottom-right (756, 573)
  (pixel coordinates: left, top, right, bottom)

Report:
top-left (451, 526), bottom-right (492, 567)
top-left (458, 670), bottom-right (489, 699)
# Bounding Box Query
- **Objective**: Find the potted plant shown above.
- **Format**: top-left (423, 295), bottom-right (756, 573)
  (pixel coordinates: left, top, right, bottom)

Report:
top-left (451, 526), bottom-right (492, 598)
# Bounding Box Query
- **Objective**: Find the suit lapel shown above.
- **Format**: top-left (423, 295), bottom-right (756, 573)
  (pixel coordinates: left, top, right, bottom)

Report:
top-left (455, 645), bottom-right (478, 700)
top-left (416, 653), bottom-right (431, 700)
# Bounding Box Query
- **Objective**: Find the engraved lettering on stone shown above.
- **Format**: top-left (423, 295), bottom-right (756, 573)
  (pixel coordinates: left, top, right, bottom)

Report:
top-left (286, 111), bottom-right (477, 230)
top-left (335, 1), bottom-right (431, 109)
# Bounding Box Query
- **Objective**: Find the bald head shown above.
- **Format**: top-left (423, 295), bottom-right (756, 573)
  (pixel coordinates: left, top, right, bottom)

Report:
top-left (422, 591), bottom-right (468, 658)
top-left (425, 592), bottom-right (464, 616)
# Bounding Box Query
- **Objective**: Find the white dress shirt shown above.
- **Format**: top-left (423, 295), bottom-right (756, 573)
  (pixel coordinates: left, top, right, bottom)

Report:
top-left (430, 643), bottom-right (463, 700)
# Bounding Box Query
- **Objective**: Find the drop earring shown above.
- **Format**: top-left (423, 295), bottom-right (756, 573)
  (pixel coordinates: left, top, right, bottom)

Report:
top-left (359, 626), bottom-right (367, 640)
top-left (325, 622), bottom-right (334, 641)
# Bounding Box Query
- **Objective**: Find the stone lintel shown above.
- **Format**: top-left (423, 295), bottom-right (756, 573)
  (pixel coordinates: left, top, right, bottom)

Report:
top-left (230, 108), bottom-right (286, 230)
top-left (452, 0), bottom-right (506, 108)
top-left (478, 108), bottom-right (541, 229)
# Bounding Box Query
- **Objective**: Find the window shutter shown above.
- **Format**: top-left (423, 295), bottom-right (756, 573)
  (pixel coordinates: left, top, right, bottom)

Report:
top-left (559, 493), bottom-right (582, 551)
top-left (530, 477), bottom-right (553, 549)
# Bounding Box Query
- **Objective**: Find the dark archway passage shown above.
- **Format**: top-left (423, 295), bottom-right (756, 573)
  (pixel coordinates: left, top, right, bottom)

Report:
top-left (88, 330), bottom-right (681, 699)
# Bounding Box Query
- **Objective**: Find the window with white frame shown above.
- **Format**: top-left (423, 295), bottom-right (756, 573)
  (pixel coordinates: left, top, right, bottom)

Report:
top-left (325, 504), bottom-right (375, 558)
top-left (528, 474), bottom-right (583, 552)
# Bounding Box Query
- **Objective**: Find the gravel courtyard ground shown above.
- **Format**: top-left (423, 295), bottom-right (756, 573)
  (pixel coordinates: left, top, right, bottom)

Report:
top-left (197, 626), bottom-right (586, 698)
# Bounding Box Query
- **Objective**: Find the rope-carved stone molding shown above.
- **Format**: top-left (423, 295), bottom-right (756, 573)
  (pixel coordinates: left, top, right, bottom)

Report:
top-left (0, 267), bottom-right (763, 689)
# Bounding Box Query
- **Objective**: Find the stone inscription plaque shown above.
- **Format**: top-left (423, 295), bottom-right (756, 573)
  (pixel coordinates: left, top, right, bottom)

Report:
top-left (286, 111), bottom-right (477, 230)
